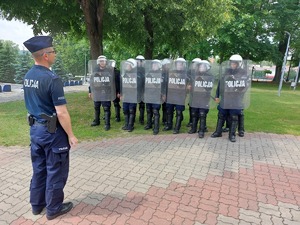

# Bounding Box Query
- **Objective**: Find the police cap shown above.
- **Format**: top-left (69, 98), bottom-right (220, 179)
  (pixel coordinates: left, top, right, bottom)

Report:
top-left (23, 36), bottom-right (53, 53)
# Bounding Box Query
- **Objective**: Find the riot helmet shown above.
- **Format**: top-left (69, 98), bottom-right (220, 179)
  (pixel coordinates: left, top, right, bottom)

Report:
top-left (151, 59), bottom-right (162, 71)
top-left (191, 58), bottom-right (202, 70)
top-left (192, 58), bottom-right (202, 64)
top-left (198, 60), bottom-right (211, 73)
top-left (136, 55), bottom-right (145, 67)
top-left (229, 54), bottom-right (243, 69)
top-left (175, 57), bottom-right (186, 70)
top-left (109, 59), bottom-right (116, 68)
top-left (97, 55), bottom-right (107, 68)
top-left (125, 58), bottom-right (137, 71)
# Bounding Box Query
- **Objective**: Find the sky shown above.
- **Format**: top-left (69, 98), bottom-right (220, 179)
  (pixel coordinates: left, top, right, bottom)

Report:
top-left (0, 18), bottom-right (34, 50)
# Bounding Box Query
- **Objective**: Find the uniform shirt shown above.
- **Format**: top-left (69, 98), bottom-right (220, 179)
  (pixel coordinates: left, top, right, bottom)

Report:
top-left (23, 65), bottom-right (66, 122)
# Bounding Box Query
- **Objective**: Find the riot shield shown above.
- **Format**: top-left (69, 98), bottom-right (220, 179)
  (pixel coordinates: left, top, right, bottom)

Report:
top-left (89, 60), bottom-right (116, 102)
top-left (120, 60), bottom-right (139, 103)
top-left (143, 60), bottom-right (163, 104)
top-left (189, 71), bottom-right (215, 109)
top-left (166, 61), bottom-right (187, 105)
top-left (219, 60), bottom-right (251, 109)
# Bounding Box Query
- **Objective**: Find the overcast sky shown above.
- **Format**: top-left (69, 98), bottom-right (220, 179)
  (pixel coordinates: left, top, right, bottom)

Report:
top-left (0, 18), bottom-right (34, 50)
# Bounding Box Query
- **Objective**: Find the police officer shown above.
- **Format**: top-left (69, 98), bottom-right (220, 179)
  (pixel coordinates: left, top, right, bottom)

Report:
top-left (161, 58), bottom-right (171, 125)
top-left (110, 59), bottom-right (121, 122)
top-left (187, 58), bottom-right (201, 127)
top-left (211, 54), bottom-right (248, 142)
top-left (144, 59), bottom-right (163, 135)
top-left (121, 58), bottom-right (138, 132)
top-left (188, 60), bottom-right (214, 138)
top-left (164, 57), bottom-right (187, 134)
top-left (136, 55), bottom-right (146, 124)
top-left (23, 36), bottom-right (78, 220)
top-left (89, 55), bottom-right (113, 131)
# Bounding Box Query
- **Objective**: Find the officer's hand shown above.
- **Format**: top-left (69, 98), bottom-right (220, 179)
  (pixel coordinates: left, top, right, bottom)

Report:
top-left (215, 98), bottom-right (220, 103)
top-left (69, 135), bottom-right (78, 148)
top-left (88, 93), bottom-right (92, 98)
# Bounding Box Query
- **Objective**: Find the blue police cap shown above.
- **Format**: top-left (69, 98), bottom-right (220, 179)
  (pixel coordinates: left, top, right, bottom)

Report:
top-left (23, 36), bottom-right (53, 53)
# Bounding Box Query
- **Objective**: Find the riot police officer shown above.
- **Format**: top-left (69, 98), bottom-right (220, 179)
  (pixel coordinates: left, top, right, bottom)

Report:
top-left (110, 59), bottom-right (121, 122)
top-left (121, 58), bottom-right (138, 132)
top-left (188, 60), bottom-right (214, 138)
top-left (89, 55), bottom-right (114, 131)
top-left (164, 57), bottom-right (187, 134)
top-left (23, 36), bottom-right (78, 220)
top-left (187, 58), bottom-right (201, 127)
top-left (136, 55), bottom-right (146, 125)
top-left (211, 54), bottom-right (249, 142)
top-left (161, 58), bottom-right (171, 125)
top-left (144, 59), bottom-right (164, 135)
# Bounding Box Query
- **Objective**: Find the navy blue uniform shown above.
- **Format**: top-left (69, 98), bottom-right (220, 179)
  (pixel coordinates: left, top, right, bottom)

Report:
top-left (24, 65), bottom-right (70, 216)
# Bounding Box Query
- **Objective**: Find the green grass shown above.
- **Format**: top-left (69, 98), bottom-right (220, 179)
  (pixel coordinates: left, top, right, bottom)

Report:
top-left (1, 82), bottom-right (300, 146)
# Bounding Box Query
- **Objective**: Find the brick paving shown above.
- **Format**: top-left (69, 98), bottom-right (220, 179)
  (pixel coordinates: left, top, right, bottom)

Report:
top-left (1, 132), bottom-right (300, 224)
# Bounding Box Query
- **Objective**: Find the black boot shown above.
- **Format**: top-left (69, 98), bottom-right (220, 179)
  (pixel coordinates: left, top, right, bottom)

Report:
top-left (211, 112), bottom-right (225, 138)
top-left (238, 111), bottom-right (245, 137)
top-left (91, 106), bottom-right (100, 126)
top-left (114, 102), bottom-right (121, 122)
top-left (229, 115), bottom-right (238, 142)
top-left (173, 110), bottom-right (183, 134)
top-left (222, 115), bottom-right (230, 132)
top-left (104, 106), bottom-right (111, 131)
top-left (144, 108), bottom-right (153, 130)
top-left (162, 103), bottom-right (167, 125)
top-left (186, 106), bottom-right (192, 127)
top-left (153, 109), bottom-right (160, 135)
top-left (128, 108), bottom-right (136, 132)
top-left (198, 111), bottom-right (207, 138)
top-left (163, 110), bottom-right (173, 131)
top-left (188, 111), bottom-right (198, 134)
top-left (122, 111), bottom-right (129, 130)
top-left (139, 102), bottom-right (145, 125)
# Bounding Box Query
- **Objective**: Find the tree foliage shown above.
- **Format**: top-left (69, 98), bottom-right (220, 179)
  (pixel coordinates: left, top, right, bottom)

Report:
top-left (14, 51), bottom-right (32, 84)
top-left (0, 40), bottom-right (19, 82)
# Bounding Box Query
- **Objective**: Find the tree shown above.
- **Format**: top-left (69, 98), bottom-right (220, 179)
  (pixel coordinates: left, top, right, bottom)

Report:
top-left (105, 0), bottom-right (233, 59)
top-left (53, 34), bottom-right (90, 77)
top-left (0, 40), bottom-right (19, 82)
top-left (14, 50), bottom-right (32, 84)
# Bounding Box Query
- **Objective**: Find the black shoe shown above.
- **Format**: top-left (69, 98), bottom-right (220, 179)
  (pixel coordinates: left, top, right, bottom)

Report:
top-left (91, 121), bottom-right (100, 126)
top-left (115, 117), bottom-right (121, 122)
top-left (238, 131), bottom-right (244, 137)
top-left (198, 131), bottom-right (204, 138)
top-left (32, 207), bottom-right (44, 215)
top-left (105, 125), bottom-right (110, 131)
top-left (46, 202), bottom-right (73, 220)
top-left (211, 132), bottom-right (222, 138)
top-left (229, 135), bottom-right (236, 142)
top-left (173, 129), bottom-right (179, 134)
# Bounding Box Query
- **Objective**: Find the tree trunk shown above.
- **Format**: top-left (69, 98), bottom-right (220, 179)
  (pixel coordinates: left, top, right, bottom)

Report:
top-left (143, 9), bottom-right (154, 59)
top-left (78, 0), bottom-right (104, 60)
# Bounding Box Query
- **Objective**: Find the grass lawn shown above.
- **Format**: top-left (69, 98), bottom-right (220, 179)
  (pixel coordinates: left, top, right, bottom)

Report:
top-left (0, 82), bottom-right (299, 146)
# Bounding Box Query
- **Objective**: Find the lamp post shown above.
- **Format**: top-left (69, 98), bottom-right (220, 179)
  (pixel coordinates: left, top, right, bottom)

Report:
top-left (278, 31), bottom-right (291, 96)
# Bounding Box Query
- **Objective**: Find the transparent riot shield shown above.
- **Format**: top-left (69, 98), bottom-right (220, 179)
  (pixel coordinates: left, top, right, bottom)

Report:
top-left (143, 60), bottom-right (163, 104)
top-left (189, 61), bottom-right (219, 109)
top-left (219, 60), bottom-right (251, 109)
top-left (120, 60), bottom-right (139, 103)
top-left (166, 61), bottom-right (187, 105)
top-left (89, 60), bottom-right (115, 102)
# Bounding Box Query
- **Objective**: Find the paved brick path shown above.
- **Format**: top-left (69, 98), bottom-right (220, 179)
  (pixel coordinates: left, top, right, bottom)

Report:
top-left (1, 133), bottom-right (300, 224)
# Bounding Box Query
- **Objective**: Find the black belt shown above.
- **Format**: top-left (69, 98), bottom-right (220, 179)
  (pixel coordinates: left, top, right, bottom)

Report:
top-left (33, 120), bottom-right (47, 126)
